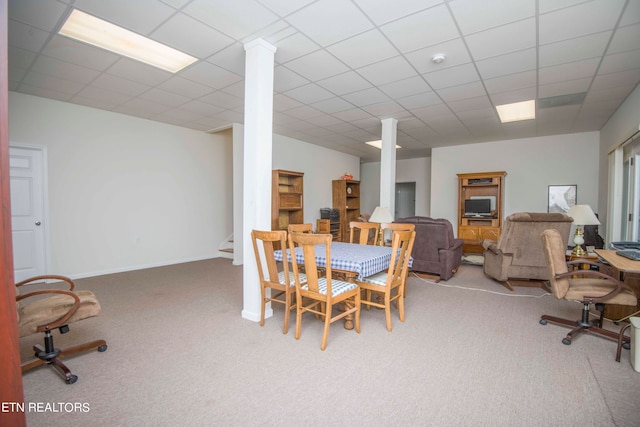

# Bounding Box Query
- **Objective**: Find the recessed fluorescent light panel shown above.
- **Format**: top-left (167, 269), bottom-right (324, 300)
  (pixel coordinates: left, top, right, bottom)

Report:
top-left (496, 100), bottom-right (536, 123)
top-left (365, 140), bottom-right (401, 149)
top-left (59, 9), bottom-right (197, 73)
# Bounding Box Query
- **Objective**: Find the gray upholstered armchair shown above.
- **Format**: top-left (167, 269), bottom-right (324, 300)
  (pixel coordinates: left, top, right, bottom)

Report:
top-left (482, 212), bottom-right (573, 290)
top-left (395, 217), bottom-right (463, 281)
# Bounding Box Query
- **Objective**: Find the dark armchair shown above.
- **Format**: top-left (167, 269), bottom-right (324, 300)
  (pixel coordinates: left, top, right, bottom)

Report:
top-left (395, 216), bottom-right (463, 281)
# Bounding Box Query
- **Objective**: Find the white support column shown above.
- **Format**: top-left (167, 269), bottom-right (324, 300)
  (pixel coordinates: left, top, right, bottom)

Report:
top-left (380, 118), bottom-right (398, 218)
top-left (242, 38), bottom-right (276, 322)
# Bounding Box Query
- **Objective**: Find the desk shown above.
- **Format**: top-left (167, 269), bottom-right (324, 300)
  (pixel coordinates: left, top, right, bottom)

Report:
top-left (594, 249), bottom-right (640, 321)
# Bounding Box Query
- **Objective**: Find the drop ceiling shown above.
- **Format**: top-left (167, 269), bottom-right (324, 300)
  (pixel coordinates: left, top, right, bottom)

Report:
top-left (7, 0), bottom-right (640, 162)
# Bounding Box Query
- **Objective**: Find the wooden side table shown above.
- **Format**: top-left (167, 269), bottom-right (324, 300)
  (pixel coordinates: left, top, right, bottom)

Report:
top-left (565, 250), bottom-right (599, 271)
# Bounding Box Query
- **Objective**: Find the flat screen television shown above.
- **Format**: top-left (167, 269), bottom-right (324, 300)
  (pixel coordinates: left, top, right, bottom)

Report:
top-left (464, 198), bottom-right (492, 216)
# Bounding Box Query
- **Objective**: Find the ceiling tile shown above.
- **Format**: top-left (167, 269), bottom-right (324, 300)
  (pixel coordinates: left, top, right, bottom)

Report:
top-left (356, 56), bottom-right (418, 86)
top-left (91, 73), bottom-right (151, 97)
top-left (284, 49), bottom-right (349, 81)
top-left (423, 63), bottom-right (480, 90)
top-left (274, 32), bottom-right (319, 64)
top-left (152, 13), bottom-right (234, 58)
top-left (180, 61), bottom-right (243, 90)
top-left (537, 78), bottom-right (591, 98)
top-left (404, 38), bottom-right (471, 74)
top-left (139, 87), bottom-right (191, 107)
top-left (539, 58), bottom-right (600, 85)
top-left (30, 55), bottom-right (101, 84)
top-left (310, 97), bottom-right (355, 114)
top-left (327, 30), bottom-right (399, 69)
top-left (273, 66), bottom-right (309, 92)
top-left (475, 48), bottom-right (536, 79)
top-left (539, 32), bottom-right (611, 68)
top-left (353, 0), bottom-right (441, 26)
top-left (107, 58), bottom-right (173, 86)
top-left (316, 71), bottom-right (373, 96)
top-left (42, 35), bottom-right (120, 71)
top-left (256, 0), bottom-right (316, 17)
top-left (450, 0), bottom-right (535, 35)
top-left (74, 0), bottom-right (176, 35)
top-left (464, 18), bottom-right (536, 60)
top-left (183, 0), bottom-right (280, 40)
top-left (285, 0), bottom-right (373, 47)
top-left (8, 0), bottom-right (68, 31)
top-left (599, 50), bottom-right (640, 75)
top-left (378, 75), bottom-right (432, 99)
top-left (608, 23), bottom-right (640, 55)
top-left (484, 70), bottom-right (536, 94)
top-left (538, 0), bottom-right (626, 45)
top-left (436, 81), bottom-right (486, 102)
top-left (380, 5), bottom-right (459, 54)
top-left (8, 20), bottom-right (50, 52)
top-left (284, 83), bottom-right (334, 104)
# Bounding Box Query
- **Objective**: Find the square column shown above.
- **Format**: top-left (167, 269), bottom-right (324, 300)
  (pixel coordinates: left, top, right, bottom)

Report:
top-left (380, 118), bottom-right (398, 218)
top-left (242, 38), bottom-right (276, 322)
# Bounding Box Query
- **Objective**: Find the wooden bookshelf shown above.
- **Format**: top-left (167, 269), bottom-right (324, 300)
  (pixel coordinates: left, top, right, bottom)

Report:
top-left (271, 170), bottom-right (304, 231)
top-left (332, 179), bottom-right (360, 242)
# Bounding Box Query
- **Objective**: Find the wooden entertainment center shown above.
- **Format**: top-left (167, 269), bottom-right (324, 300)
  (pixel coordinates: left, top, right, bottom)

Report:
top-left (457, 171), bottom-right (506, 254)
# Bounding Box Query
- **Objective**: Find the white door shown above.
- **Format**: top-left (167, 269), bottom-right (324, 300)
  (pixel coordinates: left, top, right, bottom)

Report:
top-left (10, 146), bottom-right (48, 282)
top-left (395, 182), bottom-right (416, 219)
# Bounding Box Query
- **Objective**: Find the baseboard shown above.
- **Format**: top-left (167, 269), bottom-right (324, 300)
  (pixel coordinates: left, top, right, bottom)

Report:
top-left (67, 254), bottom-right (222, 280)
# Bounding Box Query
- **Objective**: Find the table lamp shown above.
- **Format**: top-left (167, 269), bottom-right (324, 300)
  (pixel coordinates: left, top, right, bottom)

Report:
top-left (369, 206), bottom-right (394, 246)
top-left (567, 204), bottom-right (600, 257)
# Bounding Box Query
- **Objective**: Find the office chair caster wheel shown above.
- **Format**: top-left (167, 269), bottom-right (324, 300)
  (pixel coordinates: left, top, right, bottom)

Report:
top-left (66, 375), bottom-right (78, 385)
top-left (562, 338), bottom-right (571, 345)
top-left (539, 319), bottom-right (547, 325)
top-left (98, 344), bottom-right (108, 352)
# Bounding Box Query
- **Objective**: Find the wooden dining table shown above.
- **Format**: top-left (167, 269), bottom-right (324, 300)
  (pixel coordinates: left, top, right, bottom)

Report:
top-left (274, 241), bottom-right (407, 329)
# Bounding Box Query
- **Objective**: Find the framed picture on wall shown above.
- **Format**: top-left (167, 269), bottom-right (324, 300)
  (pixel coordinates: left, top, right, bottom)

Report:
top-left (548, 185), bottom-right (577, 213)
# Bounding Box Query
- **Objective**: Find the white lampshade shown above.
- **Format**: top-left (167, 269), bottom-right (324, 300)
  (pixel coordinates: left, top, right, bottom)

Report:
top-left (567, 205), bottom-right (600, 225)
top-left (369, 206), bottom-right (394, 223)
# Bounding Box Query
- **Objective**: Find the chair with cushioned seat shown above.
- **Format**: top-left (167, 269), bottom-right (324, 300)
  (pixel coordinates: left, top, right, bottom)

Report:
top-left (251, 229), bottom-right (304, 334)
top-left (540, 229), bottom-right (638, 348)
top-left (288, 232), bottom-right (360, 350)
top-left (483, 212), bottom-right (573, 290)
top-left (356, 229), bottom-right (415, 331)
top-left (349, 221), bottom-right (379, 245)
top-left (16, 275), bottom-right (107, 384)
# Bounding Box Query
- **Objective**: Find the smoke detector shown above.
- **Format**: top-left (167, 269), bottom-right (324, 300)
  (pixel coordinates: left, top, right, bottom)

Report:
top-left (431, 54), bottom-right (446, 64)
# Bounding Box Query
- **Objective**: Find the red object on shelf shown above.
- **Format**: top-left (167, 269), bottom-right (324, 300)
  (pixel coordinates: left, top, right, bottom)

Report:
top-left (341, 173), bottom-right (353, 180)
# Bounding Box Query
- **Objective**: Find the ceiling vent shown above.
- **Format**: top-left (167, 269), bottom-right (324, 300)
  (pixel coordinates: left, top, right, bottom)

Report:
top-left (537, 92), bottom-right (587, 109)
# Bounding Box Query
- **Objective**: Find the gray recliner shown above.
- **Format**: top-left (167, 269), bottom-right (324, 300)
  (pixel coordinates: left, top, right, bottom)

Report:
top-left (482, 212), bottom-right (573, 290)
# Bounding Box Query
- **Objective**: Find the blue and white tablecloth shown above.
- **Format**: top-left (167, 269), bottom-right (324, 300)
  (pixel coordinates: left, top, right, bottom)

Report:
top-left (274, 242), bottom-right (405, 280)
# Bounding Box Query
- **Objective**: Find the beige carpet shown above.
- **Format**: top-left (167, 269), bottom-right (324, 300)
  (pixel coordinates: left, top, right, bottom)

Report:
top-left (19, 259), bottom-right (640, 426)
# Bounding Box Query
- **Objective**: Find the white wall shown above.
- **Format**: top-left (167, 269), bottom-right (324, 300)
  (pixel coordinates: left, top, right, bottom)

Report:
top-left (360, 157), bottom-right (431, 217)
top-left (431, 132), bottom-right (600, 235)
top-left (9, 92), bottom-right (233, 278)
top-left (272, 134), bottom-right (360, 228)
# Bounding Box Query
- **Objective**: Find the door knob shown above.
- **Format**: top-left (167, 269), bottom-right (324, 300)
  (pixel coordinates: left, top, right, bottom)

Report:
top-left (35, 221), bottom-right (41, 226)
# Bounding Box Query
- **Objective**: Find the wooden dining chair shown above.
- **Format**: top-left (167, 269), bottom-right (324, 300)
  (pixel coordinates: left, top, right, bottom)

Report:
top-left (349, 221), bottom-right (379, 245)
top-left (288, 232), bottom-right (361, 350)
top-left (251, 229), bottom-right (301, 334)
top-left (356, 229), bottom-right (416, 331)
top-left (380, 222), bottom-right (415, 246)
top-left (287, 223), bottom-right (313, 234)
